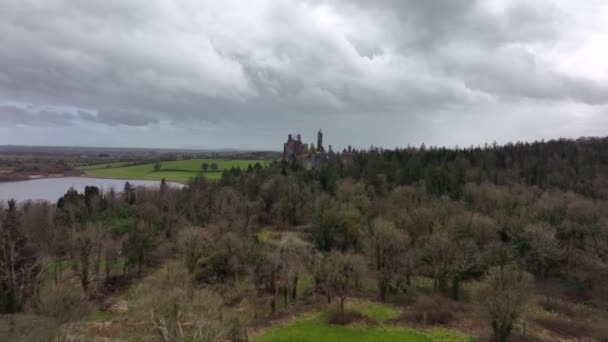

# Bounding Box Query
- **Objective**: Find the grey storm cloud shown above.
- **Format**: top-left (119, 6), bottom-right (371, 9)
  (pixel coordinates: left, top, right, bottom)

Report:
top-left (0, 0), bottom-right (607, 149)
top-left (0, 105), bottom-right (77, 126)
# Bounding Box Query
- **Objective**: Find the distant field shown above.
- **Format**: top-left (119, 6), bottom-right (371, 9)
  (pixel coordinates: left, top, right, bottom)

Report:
top-left (254, 308), bottom-right (472, 342)
top-left (78, 162), bottom-right (130, 170)
top-left (79, 158), bottom-right (270, 183)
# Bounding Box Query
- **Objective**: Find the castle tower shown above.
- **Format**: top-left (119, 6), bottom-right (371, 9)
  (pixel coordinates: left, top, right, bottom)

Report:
top-left (317, 129), bottom-right (323, 150)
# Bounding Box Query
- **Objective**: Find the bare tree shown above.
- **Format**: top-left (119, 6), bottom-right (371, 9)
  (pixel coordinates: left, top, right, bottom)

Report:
top-left (178, 227), bottom-right (212, 274)
top-left (367, 218), bottom-right (409, 301)
top-left (104, 237), bottom-right (122, 283)
top-left (476, 265), bottom-right (534, 342)
top-left (325, 252), bottom-right (366, 315)
top-left (276, 236), bottom-right (312, 304)
top-left (133, 264), bottom-right (226, 342)
top-left (0, 200), bottom-right (41, 312)
top-left (265, 245), bottom-right (286, 313)
top-left (523, 223), bottom-right (559, 277)
top-left (158, 185), bottom-right (179, 238)
top-left (422, 228), bottom-right (477, 300)
top-left (123, 221), bottom-right (155, 276)
top-left (312, 252), bottom-right (332, 304)
top-left (421, 230), bottom-right (454, 294)
top-left (21, 201), bottom-right (67, 284)
top-left (70, 223), bottom-right (105, 292)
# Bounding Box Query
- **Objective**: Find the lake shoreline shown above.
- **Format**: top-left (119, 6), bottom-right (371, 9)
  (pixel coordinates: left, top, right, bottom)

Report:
top-left (75, 174), bottom-right (189, 185)
top-left (1, 174), bottom-right (189, 186)
top-left (0, 177), bottom-right (186, 203)
top-left (0, 170), bottom-right (84, 183)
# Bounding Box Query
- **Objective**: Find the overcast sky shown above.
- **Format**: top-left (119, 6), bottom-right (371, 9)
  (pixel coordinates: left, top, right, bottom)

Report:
top-left (1, 0), bottom-right (607, 151)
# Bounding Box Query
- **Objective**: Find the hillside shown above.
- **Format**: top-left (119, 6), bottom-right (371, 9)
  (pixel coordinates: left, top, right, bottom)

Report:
top-left (2, 137), bottom-right (608, 341)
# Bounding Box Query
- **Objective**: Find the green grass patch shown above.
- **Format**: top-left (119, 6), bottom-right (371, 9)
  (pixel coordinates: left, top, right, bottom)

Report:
top-left (89, 310), bottom-right (116, 322)
top-left (80, 163), bottom-right (199, 183)
top-left (347, 300), bottom-right (402, 323)
top-left (411, 276), bottom-right (435, 290)
top-left (108, 217), bottom-right (135, 236)
top-left (257, 229), bottom-right (273, 243)
top-left (360, 276), bottom-right (379, 294)
top-left (254, 312), bottom-right (473, 342)
top-left (44, 260), bottom-right (72, 281)
top-left (156, 158), bottom-right (268, 172)
top-left (296, 274), bottom-right (315, 298)
top-left (79, 158), bottom-right (270, 183)
top-left (0, 314), bottom-right (60, 341)
top-left (100, 256), bottom-right (127, 276)
top-left (45, 257), bottom-right (126, 283)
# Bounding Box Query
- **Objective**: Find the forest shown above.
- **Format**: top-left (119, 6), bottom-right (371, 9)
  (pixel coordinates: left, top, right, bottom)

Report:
top-left (2, 137), bottom-right (608, 341)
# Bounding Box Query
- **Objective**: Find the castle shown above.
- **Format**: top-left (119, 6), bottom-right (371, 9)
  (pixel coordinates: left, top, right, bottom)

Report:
top-left (283, 130), bottom-right (354, 168)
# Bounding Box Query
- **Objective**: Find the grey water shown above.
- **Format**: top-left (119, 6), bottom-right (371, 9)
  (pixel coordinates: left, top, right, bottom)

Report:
top-left (0, 177), bottom-right (184, 203)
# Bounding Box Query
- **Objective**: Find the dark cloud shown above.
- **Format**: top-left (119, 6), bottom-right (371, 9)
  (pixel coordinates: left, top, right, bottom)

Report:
top-left (320, 0), bottom-right (606, 105)
top-left (94, 109), bottom-right (160, 127)
top-left (310, 0), bottom-right (561, 50)
top-left (0, 0), bottom-right (606, 149)
top-left (0, 105), bottom-right (77, 126)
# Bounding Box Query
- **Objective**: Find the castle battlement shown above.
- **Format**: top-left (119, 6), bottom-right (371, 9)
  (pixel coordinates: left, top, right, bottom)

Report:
top-left (283, 130), bottom-right (352, 168)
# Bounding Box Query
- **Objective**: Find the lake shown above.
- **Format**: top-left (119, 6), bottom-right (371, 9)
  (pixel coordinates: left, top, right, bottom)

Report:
top-left (0, 177), bottom-right (185, 203)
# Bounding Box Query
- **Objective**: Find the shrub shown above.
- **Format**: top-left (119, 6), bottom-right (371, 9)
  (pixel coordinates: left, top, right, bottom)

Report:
top-left (178, 227), bottom-right (211, 273)
top-left (327, 309), bottom-right (367, 326)
top-left (589, 321), bottom-right (608, 341)
top-left (538, 298), bottom-right (577, 317)
top-left (222, 280), bottom-right (256, 307)
top-left (36, 282), bottom-right (92, 323)
top-left (534, 317), bottom-right (589, 338)
top-left (196, 251), bottom-right (233, 283)
top-left (130, 264), bottom-right (226, 342)
top-left (475, 265), bottom-right (534, 342)
top-left (400, 295), bottom-right (454, 325)
top-left (225, 317), bottom-right (248, 342)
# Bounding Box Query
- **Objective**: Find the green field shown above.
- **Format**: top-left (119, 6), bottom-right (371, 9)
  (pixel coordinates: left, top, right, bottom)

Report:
top-left (79, 159), bottom-right (270, 183)
top-left (254, 311), bottom-right (473, 342)
top-left (347, 301), bottom-right (402, 323)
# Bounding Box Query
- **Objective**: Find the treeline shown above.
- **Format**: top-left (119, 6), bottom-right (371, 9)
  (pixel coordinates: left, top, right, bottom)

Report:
top-left (0, 158), bottom-right (78, 180)
top-left (346, 137), bottom-right (608, 199)
top-left (1, 138), bottom-right (608, 340)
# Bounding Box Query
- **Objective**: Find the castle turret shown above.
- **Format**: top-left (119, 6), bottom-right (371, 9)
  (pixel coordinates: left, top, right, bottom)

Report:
top-left (317, 129), bottom-right (323, 150)
top-left (284, 129), bottom-right (338, 167)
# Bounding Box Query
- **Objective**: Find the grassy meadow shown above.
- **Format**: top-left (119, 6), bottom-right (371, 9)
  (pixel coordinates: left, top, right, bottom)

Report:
top-left (79, 158), bottom-right (270, 183)
top-left (254, 307), bottom-right (473, 342)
